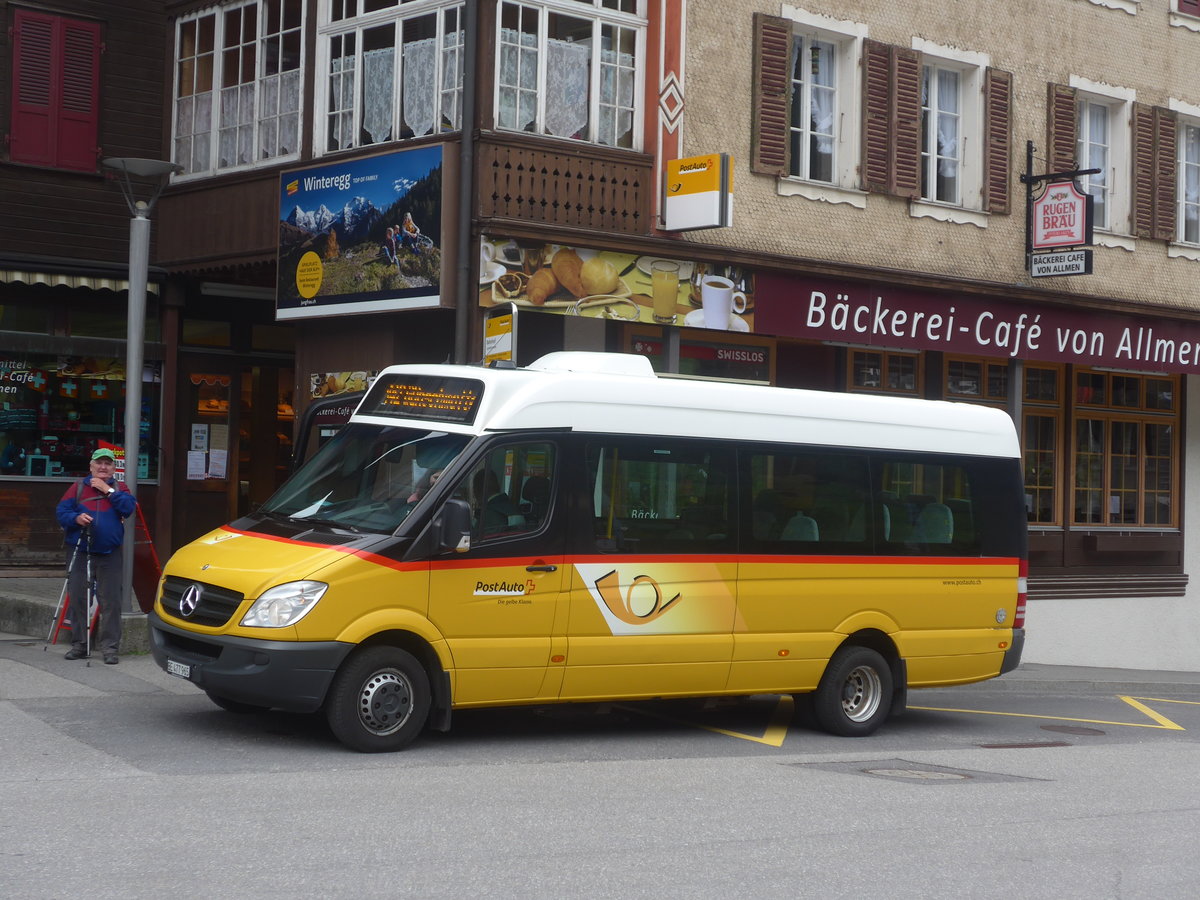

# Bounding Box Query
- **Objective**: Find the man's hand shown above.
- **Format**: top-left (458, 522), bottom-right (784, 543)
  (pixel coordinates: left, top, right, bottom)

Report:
top-left (75, 512), bottom-right (94, 527)
top-left (88, 477), bottom-right (112, 495)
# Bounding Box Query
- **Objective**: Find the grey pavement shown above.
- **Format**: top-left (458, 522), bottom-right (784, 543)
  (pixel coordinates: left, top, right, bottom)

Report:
top-left (0, 573), bottom-right (150, 651)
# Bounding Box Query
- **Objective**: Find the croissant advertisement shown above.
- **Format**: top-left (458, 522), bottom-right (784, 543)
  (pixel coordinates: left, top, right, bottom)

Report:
top-left (477, 235), bottom-right (757, 333)
top-left (277, 145), bottom-right (444, 320)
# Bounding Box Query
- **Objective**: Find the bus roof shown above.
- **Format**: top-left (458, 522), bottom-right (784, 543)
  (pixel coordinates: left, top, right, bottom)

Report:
top-left (351, 351), bottom-right (1020, 459)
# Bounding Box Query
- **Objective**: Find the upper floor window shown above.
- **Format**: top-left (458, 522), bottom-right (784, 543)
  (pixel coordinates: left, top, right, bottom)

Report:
top-left (1048, 80), bottom-right (1133, 240)
top-left (495, 0), bottom-right (645, 149)
top-left (1180, 120), bottom-right (1200, 244)
top-left (921, 64), bottom-right (962, 204)
top-left (1076, 98), bottom-right (1113, 229)
top-left (319, 1), bottom-right (463, 154)
top-left (788, 35), bottom-right (837, 183)
top-left (8, 9), bottom-right (101, 172)
top-left (174, 0), bottom-right (305, 178)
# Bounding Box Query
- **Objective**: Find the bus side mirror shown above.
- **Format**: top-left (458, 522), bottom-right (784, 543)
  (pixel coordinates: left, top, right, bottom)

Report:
top-left (436, 498), bottom-right (473, 553)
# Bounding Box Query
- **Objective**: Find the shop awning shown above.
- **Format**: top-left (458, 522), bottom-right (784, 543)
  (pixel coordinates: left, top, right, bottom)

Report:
top-left (0, 267), bottom-right (160, 294)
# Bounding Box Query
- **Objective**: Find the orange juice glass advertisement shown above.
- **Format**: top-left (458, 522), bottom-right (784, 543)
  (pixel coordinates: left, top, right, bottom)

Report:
top-left (651, 260), bottom-right (680, 324)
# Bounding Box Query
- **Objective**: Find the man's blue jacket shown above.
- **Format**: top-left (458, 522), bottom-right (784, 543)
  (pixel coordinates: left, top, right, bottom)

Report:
top-left (56, 478), bottom-right (137, 555)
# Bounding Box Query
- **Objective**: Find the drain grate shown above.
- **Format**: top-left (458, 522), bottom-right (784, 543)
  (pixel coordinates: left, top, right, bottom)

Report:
top-left (791, 758), bottom-right (1047, 784)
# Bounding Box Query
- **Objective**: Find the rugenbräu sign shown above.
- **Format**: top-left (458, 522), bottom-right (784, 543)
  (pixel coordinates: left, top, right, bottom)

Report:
top-left (757, 272), bottom-right (1200, 374)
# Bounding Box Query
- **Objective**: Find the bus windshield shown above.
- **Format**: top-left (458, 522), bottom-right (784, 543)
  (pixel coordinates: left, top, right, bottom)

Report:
top-left (260, 423), bottom-right (471, 534)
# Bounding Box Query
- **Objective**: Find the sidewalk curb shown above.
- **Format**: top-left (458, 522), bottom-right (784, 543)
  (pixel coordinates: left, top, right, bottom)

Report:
top-left (0, 591), bottom-right (150, 653)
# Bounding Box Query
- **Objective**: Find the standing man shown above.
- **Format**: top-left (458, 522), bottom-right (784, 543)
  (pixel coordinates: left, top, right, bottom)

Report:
top-left (55, 448), bottom-right (136, 664)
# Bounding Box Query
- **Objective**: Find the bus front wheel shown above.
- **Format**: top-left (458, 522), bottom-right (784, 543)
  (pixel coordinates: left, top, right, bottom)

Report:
top-left (325, 646), bottom-right (431, 752)
top-left (812, 645), bottom-right (893, 737)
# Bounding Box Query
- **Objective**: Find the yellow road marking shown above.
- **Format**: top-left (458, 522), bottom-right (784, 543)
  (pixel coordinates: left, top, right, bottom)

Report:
top-left (910, 695), bottom-right (1187, 731)
top-left (618, 695), bottom-right (795, 746)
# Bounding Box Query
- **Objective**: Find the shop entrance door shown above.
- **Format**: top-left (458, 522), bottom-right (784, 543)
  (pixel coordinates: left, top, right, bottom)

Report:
top-left (174, 359), bottom-right (295, 548)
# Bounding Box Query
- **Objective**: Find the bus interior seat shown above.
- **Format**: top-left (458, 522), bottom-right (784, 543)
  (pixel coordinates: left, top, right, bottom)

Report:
top-left (520, 475), bottom-right (551, 525)
top-left (913, 502), bottom-right (954, 544)
top-left (781, 513), bottom-right (820, 542)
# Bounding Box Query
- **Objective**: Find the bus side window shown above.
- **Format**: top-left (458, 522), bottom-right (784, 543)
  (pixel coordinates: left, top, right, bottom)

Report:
top-left (451, 442), bottom-right (556, 542)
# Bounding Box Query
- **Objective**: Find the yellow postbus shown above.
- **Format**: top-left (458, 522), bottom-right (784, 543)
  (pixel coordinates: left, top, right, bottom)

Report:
top-left (150, 352), bottom-right (1027, 751)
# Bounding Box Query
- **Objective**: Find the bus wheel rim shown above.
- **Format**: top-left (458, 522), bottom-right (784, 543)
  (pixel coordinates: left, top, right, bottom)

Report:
top-left (840, 665), bottom-right (883, 723)
top-left (358, 669), bottom-right (413, 736)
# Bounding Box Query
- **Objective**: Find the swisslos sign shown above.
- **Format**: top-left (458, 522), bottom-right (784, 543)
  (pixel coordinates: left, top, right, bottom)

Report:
top-left (757, 272), bottom-right (1200, 374)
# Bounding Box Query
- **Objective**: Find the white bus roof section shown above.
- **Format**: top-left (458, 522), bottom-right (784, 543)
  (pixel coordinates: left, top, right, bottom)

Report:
top-left (354, 352), bottom-right (1020, 459)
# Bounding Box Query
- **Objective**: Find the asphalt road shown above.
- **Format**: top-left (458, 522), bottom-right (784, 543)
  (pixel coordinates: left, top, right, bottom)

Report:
top-left (3, 638), bottom-right (1199, 899)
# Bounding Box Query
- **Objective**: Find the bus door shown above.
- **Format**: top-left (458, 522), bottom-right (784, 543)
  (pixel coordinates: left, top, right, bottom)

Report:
top-left (428, 439), bottom-right (567, 704)
top-left (561, 438), bottom-right (738, 699)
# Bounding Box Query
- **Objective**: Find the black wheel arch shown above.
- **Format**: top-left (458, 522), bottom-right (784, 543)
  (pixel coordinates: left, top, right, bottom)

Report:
top-left (351, 629), bottom-right (453, 732)
top-left (831, 628), bottom-right (907, 716)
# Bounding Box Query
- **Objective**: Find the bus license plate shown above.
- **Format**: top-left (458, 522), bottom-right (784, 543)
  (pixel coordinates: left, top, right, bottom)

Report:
top-left (166, 659), bottom-right (191, 680)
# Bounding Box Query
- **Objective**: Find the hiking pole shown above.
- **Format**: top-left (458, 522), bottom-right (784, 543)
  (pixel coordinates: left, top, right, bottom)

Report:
top-left (45, 536), bottom-right (85, 648)
top-left (84, 524), bottom-right (94, 667)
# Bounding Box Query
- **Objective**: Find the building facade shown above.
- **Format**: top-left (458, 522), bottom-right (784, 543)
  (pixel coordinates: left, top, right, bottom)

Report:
top-left (5, 0), bottom-right (1200, 668)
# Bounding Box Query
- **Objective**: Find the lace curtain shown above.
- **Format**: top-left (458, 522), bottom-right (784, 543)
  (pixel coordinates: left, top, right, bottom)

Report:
top-left (498, 28), bottom-right (633, 141)
top-left (403, 37), bottom-right (437, 137)
top-left (362, 47), bottom-right (395, 144)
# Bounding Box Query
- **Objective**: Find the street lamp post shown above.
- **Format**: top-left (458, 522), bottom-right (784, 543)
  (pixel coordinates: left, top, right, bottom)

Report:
top-left (102, 157), bottom-right (181, 613)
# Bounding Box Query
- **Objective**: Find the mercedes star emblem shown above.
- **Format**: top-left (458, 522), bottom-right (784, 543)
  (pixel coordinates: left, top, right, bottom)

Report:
top-left (179, 584), bottom-right (203, 618)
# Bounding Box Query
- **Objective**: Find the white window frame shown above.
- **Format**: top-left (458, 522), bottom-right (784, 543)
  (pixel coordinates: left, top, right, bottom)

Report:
top-left (172, 0), bottom-right (306, 180)
top-left (1169, 98), bottom-right (1200, 260)
top-left (314, 0), bottom-right (465, 157)
top-left (777, 5), bottom-right (865, 208)
top-left (1179, 119), bottom-right (1200, 246)
top-left (909, 39), bottom-right (986, 228)
top-left (1071, 75), bottom-right (1135, 249)
top-left (493, 0), bottom-right (647, 151)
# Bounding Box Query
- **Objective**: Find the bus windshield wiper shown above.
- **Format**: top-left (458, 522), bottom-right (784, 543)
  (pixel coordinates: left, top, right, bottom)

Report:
top-left (288, 515), bottom-right (361, 534)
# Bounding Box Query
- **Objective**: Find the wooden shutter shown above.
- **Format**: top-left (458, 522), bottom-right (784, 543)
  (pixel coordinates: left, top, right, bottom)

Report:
top-left (983, 68), bottom-right (1013, 215)
top-left (57, 19), bottom-right (102, 172)
top-left (1046, 83), bottom-right (1077, 174)
top-left (1133, 104), bottom-right (1178, 241)
top-left (750, 13), bottom-right (792, 177)
top-left (861, 39), bottom-right (893, 194)
top-left (8, 9), bottom-right (100, 171)
top-left (891, 47), bottom-right (922, 199)
top-left (1180, 1), bottom-right (1200, 16)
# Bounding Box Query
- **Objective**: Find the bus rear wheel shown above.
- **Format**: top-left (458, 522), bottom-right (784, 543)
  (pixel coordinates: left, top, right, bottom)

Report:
top-left (325, 646), bottom-right (431, 752)
top-left (812, 645), bottom-right (893, 737)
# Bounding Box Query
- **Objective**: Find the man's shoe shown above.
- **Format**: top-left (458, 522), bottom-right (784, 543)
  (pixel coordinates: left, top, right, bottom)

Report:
top-left (64, 648), bottom-right (87, 660)
top-left (103, 654), bottom-right (119, 665)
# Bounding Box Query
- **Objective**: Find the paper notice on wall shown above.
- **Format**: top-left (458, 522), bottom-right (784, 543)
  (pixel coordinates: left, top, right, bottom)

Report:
top-left (209, 449), bottom-right (228, 479)
top-left (186, 451), bottom-right (207, 480)
top-left (190, 424), bottom-right (209, 452)
top-left (210, 424), bottom-right (230, 452)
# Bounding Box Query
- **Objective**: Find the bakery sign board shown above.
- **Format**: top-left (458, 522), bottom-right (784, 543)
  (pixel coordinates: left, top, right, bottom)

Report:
top-left (1032, 180), bottom-right (1092, 250)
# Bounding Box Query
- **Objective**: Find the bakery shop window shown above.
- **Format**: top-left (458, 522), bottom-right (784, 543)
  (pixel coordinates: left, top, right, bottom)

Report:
top-left (496, 0), bottom-right (644, 149)
top-left (0, 356), bottom-right (161, 480)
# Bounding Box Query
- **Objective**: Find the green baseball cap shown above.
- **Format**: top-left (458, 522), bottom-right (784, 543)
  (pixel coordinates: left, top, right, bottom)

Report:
top-left (91, 448), bottom-right (116, 461)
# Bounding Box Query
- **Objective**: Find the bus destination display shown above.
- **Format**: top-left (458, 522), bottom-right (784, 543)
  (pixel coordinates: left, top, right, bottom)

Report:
top-left (361, 375), bottom-right (483, 424)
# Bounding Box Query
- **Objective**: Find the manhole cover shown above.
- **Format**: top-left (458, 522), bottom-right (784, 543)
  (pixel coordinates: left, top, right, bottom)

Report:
top-left (1041, 725), bottom-right (1105, 736)
top-left (863, 768), bottom-right (969, 780)
top-left (792, 758), bottom-right (1046, 784)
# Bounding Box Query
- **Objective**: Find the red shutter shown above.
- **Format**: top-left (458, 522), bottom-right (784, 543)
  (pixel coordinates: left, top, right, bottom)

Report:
top-left (861, 39), bottom-right (893, 194)
top-left (983, 68), bottom-right (1013, 215)
top-left (57, 19), bottom-right (102, 172)
top-left (751, 13), bottom-right (792, 177)
top-left (1180, 1), bottom-right (1200, 17)
top-left (891, 48), bottom-right (922, 199)
top-left (1046, 83), bottom-right (1077, 174)
top-left (8, 10), bottom-right (100, 172)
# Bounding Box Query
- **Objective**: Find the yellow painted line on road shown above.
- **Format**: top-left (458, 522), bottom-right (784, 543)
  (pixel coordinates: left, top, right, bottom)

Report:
top-left (910, 695), bottom-right (1187, 731)
top-left (618, 694), bottom-right (794, 746)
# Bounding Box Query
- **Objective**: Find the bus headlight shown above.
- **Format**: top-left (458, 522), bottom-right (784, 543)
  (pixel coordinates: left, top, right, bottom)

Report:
top-left (240, 581), bottom-right (328, 628)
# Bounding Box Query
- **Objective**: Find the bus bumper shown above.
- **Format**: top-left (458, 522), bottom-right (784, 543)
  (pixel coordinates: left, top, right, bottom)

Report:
top-left (149, 611), bottom-right (354, 713)
top-left (999, 627), bottom-right (1025, 675)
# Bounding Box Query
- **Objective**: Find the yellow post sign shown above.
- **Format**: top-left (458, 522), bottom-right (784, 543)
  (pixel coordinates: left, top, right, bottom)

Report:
top-left (664, 153), bottom-right (733, 231)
